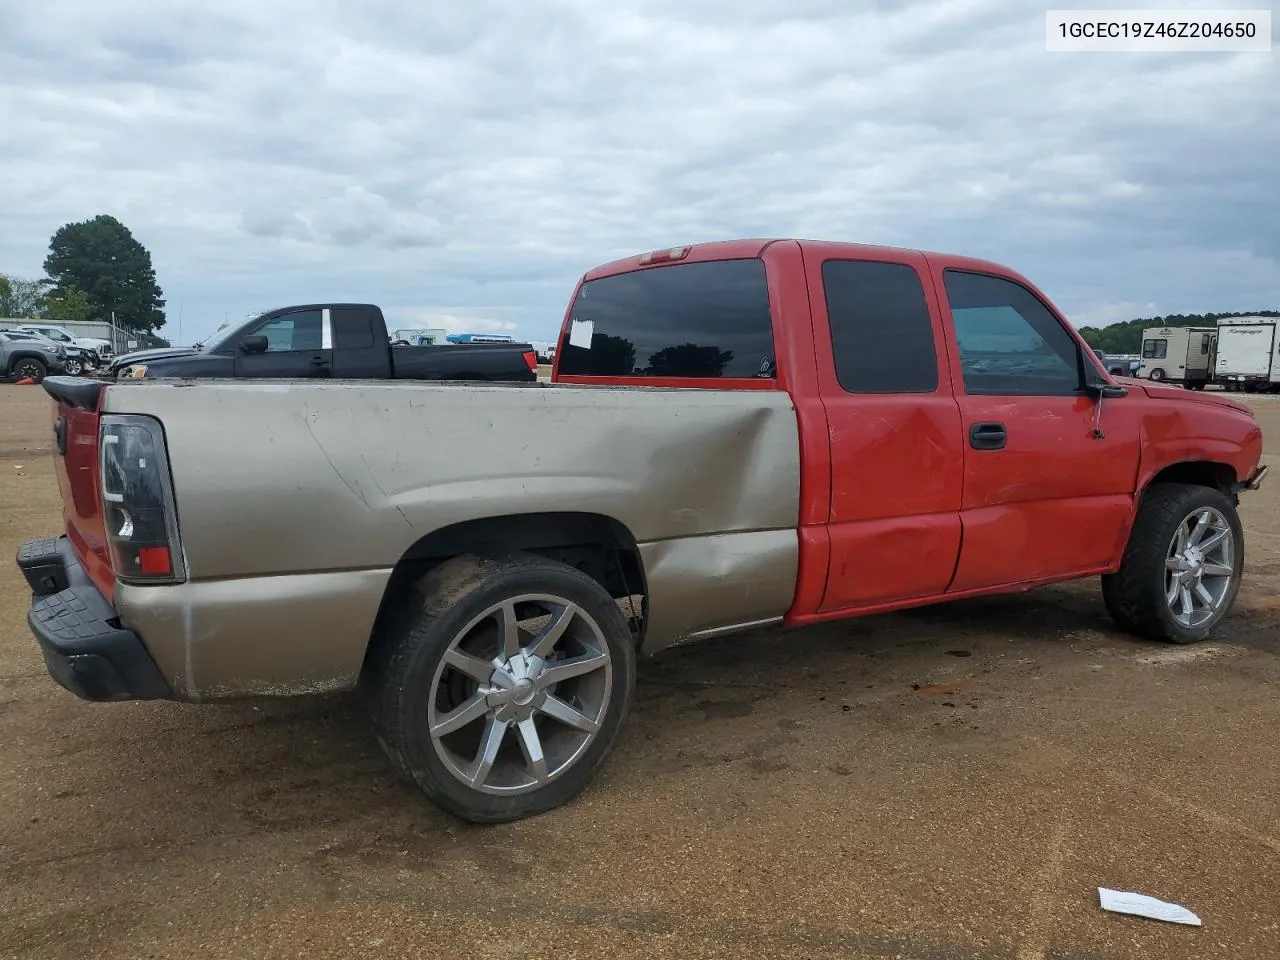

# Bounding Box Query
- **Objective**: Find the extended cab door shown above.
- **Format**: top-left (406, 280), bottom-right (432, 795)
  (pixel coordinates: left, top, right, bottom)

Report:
top-left (801, 245), bottom-right (965, 611)
top-left (932, 264), bottom-right (1142, 591)
top-left (329, 307), bottom-right (390, 378)
top-left (233, 307), bottom-right (331, 378)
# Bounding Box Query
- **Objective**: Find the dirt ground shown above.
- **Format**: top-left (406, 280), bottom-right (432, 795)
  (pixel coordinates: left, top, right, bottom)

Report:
top-left (2, 383), bottom-right (1278, 960)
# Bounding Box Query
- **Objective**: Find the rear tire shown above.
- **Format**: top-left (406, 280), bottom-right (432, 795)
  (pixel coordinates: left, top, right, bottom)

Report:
top-left (1148, 368), bottom-right (1166, 382)
top-left (1102, 483), bottom-right (1243, 644)
top-left (365, 553), bottom-right (637, 823)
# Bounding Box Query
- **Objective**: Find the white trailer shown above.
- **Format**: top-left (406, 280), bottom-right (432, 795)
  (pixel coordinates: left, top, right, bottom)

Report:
top-left (1215, 316), bottom-right (1279, 392)
top-left (1137, 326), bottom-right (1215, 389)
top-left (390, 327), bottom-right (447, 346)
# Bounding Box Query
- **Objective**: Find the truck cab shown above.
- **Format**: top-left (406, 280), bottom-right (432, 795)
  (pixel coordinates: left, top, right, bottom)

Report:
top-left (553, 241), bottom-right (1260, 617)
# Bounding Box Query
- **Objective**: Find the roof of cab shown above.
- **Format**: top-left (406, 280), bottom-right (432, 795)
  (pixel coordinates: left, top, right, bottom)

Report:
top-left (581, 238), bottom-right (1026, 286)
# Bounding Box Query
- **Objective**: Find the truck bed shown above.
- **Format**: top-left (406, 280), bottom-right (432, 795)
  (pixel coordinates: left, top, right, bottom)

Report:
top-left (389, 342), bottom-right (537, 381)
top-left (96, 378), bottom-right (801, 696)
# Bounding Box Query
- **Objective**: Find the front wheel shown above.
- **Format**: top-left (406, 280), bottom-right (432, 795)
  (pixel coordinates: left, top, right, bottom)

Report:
top-left (1102, 483), bottom-right (1243, 644)
top-left (63, 357), bottom-right (85, 376)
top-left (12, 358), bottom-right (47, 383)
top-left (365, 553), bottom-right (637, 823)
top-left (1148, 368), bottom-right (1166, 382)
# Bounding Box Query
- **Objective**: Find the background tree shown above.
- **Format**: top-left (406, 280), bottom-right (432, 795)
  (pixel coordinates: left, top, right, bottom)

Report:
top-left (43, 215), bottom-right (166, 333)
top-left (0, 273), bottom-right (47, 318)
top-left (42, 286), bottom-right (92, 322)
top-left (1078, 310), bottom-right (1280, 353)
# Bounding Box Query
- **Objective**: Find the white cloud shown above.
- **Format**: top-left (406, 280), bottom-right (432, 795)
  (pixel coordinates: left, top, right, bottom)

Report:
top-left (392, 311), bottom-right (519, 336)
top-left (0, 0), bottom-right (1277, 344)
top-left (1068, 301), bottom-right (1162, 329)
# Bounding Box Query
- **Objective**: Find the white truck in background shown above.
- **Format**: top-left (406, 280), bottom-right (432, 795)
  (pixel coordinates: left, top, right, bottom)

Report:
top-left (1215, 316), bottom-right (1280, 393)
top-left (15, 323), bottom-right (115, 364)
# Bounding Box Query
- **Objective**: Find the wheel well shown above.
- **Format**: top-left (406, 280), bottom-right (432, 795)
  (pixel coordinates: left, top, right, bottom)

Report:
top-left (371, 511), bottom-right (648, 646)
top-left (1144, 461), bottom-right (1236, 496)
top-left (9, 351), bottom-right (47, 370)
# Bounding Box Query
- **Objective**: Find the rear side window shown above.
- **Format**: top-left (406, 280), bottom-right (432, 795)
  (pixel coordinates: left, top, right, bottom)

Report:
top-left (1142, 339), bottom-right (1167, 359)
top-left (822, 259), bottom-right (938, 393)
top-left (332, 308), bottom-right (376, 349)
top-left (557, 259), bottom-right (775, 379)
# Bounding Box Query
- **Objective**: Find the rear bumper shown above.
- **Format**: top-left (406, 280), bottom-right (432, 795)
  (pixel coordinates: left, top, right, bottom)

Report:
top-left (16, 536), bottom-right (172, 702)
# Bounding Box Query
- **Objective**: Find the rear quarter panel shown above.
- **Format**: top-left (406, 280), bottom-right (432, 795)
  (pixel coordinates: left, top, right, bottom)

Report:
top-left (103, 379), bottom-right (802, 670)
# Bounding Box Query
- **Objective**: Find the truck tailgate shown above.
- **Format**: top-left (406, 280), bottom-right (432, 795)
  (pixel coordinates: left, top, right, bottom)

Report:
top-left (48, 382), bottom-right (115, 599)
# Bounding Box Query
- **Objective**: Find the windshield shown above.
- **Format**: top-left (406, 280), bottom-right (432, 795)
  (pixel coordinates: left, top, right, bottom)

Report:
top-left (194, 318), bottom-right (250, 352)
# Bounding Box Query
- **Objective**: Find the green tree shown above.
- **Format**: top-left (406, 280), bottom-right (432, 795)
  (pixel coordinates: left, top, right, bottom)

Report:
top-left (42, 285), bottom-right (92, 322)
top-left (0, 273), bottom-right (47, 318)
top-left (1077, 310), bottom-right (1280, 354)
top-left (43, 215), bottom-right (166, 334)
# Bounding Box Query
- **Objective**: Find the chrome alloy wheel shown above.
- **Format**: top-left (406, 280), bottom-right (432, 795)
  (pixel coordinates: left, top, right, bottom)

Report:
top-left (1165, 507), bottom-right (1236, 629)
top-left (427, 595), bottom-right (613, 795)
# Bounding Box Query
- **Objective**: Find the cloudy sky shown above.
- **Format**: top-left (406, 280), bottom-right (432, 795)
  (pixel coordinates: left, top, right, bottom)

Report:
top-left (2, 0), bottom-right (1277, 345)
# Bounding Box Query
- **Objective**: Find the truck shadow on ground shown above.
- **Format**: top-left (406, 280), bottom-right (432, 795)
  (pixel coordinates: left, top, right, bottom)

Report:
top-left (8, 582), bottom-right (1137, 862)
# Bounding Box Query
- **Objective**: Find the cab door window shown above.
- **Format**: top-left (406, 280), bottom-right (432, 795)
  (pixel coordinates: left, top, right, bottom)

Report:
top-left (256, 310), bottom-right (323, 352)
top-left (944, 270), bottom-right (1080, 396)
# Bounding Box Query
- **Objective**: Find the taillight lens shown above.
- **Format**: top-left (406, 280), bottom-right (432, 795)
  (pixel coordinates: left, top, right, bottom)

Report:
top-left (522, 350), bottom-right (538, 373)
top-left (99, 414), bottom-right (186, 583)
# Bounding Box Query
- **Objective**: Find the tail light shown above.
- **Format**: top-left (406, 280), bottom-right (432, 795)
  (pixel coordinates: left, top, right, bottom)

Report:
top-left (99, 414), bottom-right (186, 583)
top-left (522, 350), bottom-right (538, 374)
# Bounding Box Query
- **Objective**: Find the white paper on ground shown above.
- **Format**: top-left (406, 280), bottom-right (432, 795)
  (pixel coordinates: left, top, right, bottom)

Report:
top-left (568, 319), bottom-right (594, 348)
top-left (1098, 887), bottom-right (1202, 926)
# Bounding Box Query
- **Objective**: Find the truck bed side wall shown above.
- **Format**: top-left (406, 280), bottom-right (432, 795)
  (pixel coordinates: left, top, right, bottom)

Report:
top-left (102, 380), bottom-right (802, 696)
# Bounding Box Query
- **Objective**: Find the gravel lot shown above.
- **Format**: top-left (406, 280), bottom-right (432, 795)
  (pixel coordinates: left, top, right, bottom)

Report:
top-left (2, 383), bottom-right (1278, 960)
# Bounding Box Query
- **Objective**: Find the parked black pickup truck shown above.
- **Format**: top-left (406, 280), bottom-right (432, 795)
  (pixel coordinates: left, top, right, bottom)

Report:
top-left (110, 303), bottom-right (538, 382)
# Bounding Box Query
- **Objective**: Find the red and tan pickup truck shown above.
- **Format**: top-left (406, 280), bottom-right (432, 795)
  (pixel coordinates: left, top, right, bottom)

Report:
top-left (17, 239), bottom-right (1267, 823)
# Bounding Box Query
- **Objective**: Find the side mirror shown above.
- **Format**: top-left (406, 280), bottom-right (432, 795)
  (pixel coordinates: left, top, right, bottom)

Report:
top-left (240, 335), bottom-right (268, 354)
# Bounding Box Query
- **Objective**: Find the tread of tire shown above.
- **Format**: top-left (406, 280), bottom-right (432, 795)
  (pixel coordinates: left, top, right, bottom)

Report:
top-left (1102, 482), bottom-right (1234, 642)
top-left (364, 554), bottom-right (496, 785)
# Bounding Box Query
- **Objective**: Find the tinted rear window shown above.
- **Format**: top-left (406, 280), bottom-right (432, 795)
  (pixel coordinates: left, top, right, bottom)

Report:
top-left (822, 259), bottom-right (938, 393)
top-left (332, 308), bottom-right (376, 349)
top-left (557, 259), bottom-right (775, 379)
